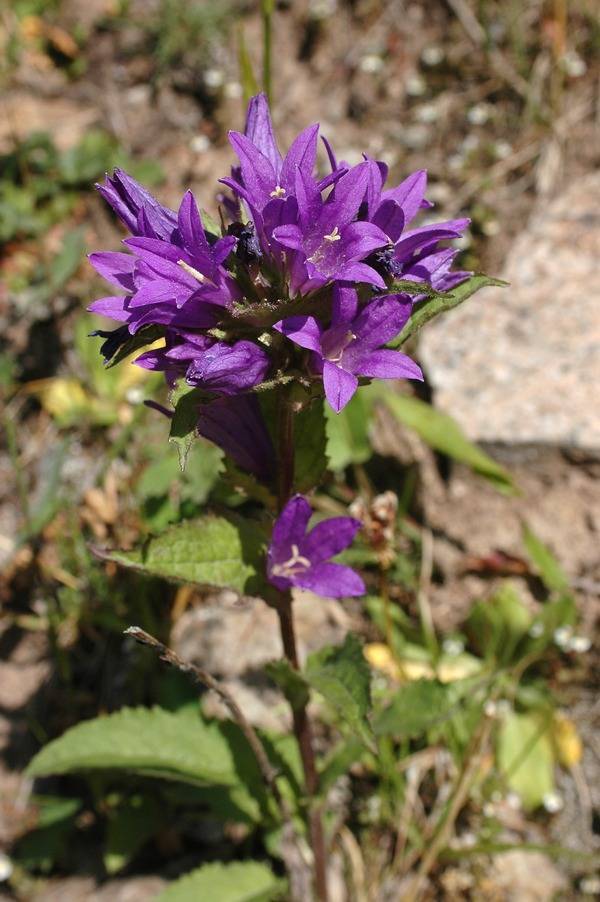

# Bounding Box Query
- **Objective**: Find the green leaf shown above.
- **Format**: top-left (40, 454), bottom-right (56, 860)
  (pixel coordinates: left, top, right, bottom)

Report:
top-left (157, 860), bottom-right (283, 902)
top-left (325, 388), bottom-right (374, 471)
top-left (14, 795), bottom-right (81, 873)
top-left (318, 737), bottom-right (365, 796)
top-left (105, 795), bottom-right (162, 874)
top-left (26, 707), bottom-right (246, 787)
top-left (103, 325), bottom-right (165, 369)
top-left (373, 679), bottom-right (450, 738)
top-left (466, 585), bottom-right (531, 665)
top-left (169, 386), bottom-right (204, 469)
top-left (294, 398), bottom-right (327, 492)
top-left (305, 634), bottom-right (372, 744)
top-left (380, 390), bottom-right (514, 493)
top-left (97, 514), bottom-right (266, 595)
top-left (265, 660), bottom-right (309, 711)
top-left (390, 274), bottom-right (508, 348)
top-left (497, 712), bottom-right (555, 810)
top-left (522, 525), bottom-right (568, 593)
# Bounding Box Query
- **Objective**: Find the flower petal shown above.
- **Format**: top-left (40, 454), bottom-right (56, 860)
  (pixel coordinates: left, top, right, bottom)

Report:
top-left (87, 296), bottom-right (130, 322)
top-left (382, 169), bottom-right (428, 226)
top-left (353, 349), bottom-right (423, 381)
top-left (294, 562), bottom-right (365, 598)
top-left (281, 124), bottom-right (319, 189)
top-left (88, 252), bottom-right (135, 290)
top-left (331, 284), bottom-right (358, 324)
top-left (301, 517), bottom-right (362, 564)
top-left (271, 495), bottom-right (312, 550)
top-left (323, 361), bottom-right (358, 412)
top-left (244, 92), bottom-right (282, 172)
top-left (273, 316), bottom-right (323, 353)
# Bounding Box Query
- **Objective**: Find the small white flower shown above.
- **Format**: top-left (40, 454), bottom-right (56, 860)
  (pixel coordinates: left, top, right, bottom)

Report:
top-left (506, 792), bottom-right (521, 810)
top-left (406, 74), bottom-right (426, 97)
top-left (442, 637), bottom-right (465, 657)
top-left (467, 103), bottom-right (491, 125)
top-left (421, 46), bottom-right (444, 66)
top-left (554, 625), bottom-right (573, 648)
top-left (204, 68), bottom-right (224, 89)
top-left (359, 54), bottom-right (384, 74)
top-left (416, 104), bottom-right (438, 124)
top-left (483, 802), bottom-right (495, 818)
top-left (563, 51), bottom-right (586, 78)
top-left (224, 81), bottom-right (242, 99)
top-left (125, 387), bottom-right (145, 405)
top-left (494, 140), bottom-right (512, 159)
top-left (190, 135), bottom-right (211, 154)
top-left (0, 853), bottom-right (12, 882)
top-left (568, 635), bottom-right (592, 654)
top-left (482, 220), bottom-right (500, 237)
top-left (543, 792), bottom-right (564, 813)
top-left (580, 876), bottom-right (600, 895)
top-left (529, 621), bottom-right (544, 638)
top-left (484, 700), bottom-right (497, 718)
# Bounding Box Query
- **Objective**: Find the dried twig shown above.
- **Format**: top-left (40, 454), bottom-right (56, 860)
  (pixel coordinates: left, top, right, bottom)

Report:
top-left (123, 627), bottom-right (291, 825)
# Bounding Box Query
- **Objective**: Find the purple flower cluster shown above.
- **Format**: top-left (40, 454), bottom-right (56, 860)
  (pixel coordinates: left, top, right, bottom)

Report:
top-left (89, 93), bottom-right (469, 470)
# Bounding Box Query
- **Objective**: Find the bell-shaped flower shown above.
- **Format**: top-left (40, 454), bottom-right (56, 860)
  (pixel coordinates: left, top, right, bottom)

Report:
top-left (274, 285), bottom-right (423, 412)
top-left (267, 495), bottom-right (365, 597)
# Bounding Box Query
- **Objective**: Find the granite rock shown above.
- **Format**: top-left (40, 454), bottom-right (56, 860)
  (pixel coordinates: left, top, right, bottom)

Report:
top-left (420, 173), bottom-right (600, 450)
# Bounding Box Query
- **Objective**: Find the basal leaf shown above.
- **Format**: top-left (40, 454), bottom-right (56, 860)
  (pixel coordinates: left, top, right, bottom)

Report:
top-left (96, 514), bottom-right (266, 595)
top-left (497, 712), bottom-right (555, 810)
top-left (373, 679), bottom-right (450, 737)
top-left (26, 707), bottom-right (244, 787)
top-left (522, 525), bottom-right (569, 593)
top-left (157, 860), bottom-right (283, 902)
top-left (305, 634), bottom-right (372, 743)
top-left (391, 274), bottom-right (508, 348)
top-left (380, 390), bottom-right (515, 493)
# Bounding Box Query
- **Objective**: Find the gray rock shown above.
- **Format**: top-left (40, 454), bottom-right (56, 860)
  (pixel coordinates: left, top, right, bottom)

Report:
top-left (420, 172), bottom-right (600, 450)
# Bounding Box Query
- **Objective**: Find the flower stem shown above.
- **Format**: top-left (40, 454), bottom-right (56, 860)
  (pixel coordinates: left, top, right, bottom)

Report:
top-left (276, 388), bottom-right (329, 901)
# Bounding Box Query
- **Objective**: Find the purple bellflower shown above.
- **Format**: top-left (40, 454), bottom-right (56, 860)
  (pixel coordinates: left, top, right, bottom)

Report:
top-left (274, 285), bottom-right (423, 411)
top-left (89, 92), bottom-right (471, 477)
top-left (135, 334), bottom-right (270, 395)
top-left (267, 495), bottom-right (365, 597)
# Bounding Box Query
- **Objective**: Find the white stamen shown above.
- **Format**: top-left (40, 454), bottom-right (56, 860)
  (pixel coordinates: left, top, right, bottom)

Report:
top-left (178, 259), bottom-right (205, 282)
top-left (271, 543), bottom-right (311, 578)
top-left (270, 185), bottom-right (286, 198)
top-left (324, 226), bottom-right (341, 242)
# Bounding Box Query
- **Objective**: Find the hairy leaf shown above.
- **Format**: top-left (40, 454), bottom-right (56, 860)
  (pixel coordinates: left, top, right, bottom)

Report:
top-left (522, 525), bottom-right (568, 593)
top-left (497, 712), bottom-right (555, 810)
top-left (157, 860), bottom-right (283, 902)
top-left (265, 660), bottom-right (309, 711)
top-left (95, 514), bottom-right (266, 595)
top-left (391, 274), bottom-right (507, 348)
top-left (26, 707), bottom-right (246, 787)
top-left (305, 634), bottom-right (372, 744)
top-left (373, 679), bottom-right (450, 737)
